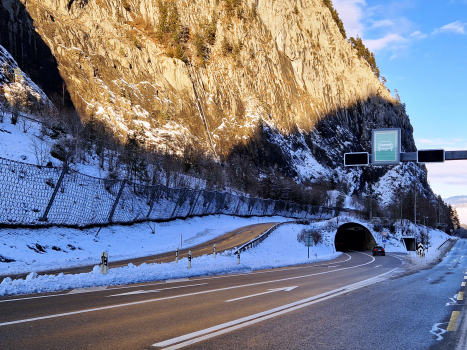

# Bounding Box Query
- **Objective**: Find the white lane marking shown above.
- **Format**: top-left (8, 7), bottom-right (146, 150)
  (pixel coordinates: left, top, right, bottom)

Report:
top-left (152, 275), bottom-right (392, 349)
top-left (462, 282), bottom-right (466, 287)
top-left (107, 283), bottom-right (208, 297)
top-left (165, 279), bottom-right (190, 284)
top-left (0, 253), bottom-right (380, 327)
top-left (0, 280), bottom-right (186, 303)
top-left (225, 286), bottom-right (297, 302)
top-left (68, 286), bottom-right (108, 294)
top-left (327, 265), bottom-right (339, 268)
top-left (374, 265), bottom-right (383, 268)
top-left (0, 255), bottom-right (353, 303)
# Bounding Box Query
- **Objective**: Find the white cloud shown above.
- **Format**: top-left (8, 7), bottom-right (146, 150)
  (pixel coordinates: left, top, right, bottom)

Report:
top-left (410, 31), bottom-right (428, 39)
top-left (364, 33), bottom-right (406, 51)
top-left (332, 0), bottom-right (367, 38)
top-left (432, 21), bottom-right (466, 34)
top-left (416, 138), bottom-right (467, 150)
top-left (371, 19), bottom-right (394, 28)
top-left (426, 161), bottom-right (467, 199)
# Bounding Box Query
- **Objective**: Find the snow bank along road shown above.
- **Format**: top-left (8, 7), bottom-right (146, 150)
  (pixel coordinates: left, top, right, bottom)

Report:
top-left (2, 222), bottom-right (278, 280)
top-left (0, 250), bottom-right (404, 349)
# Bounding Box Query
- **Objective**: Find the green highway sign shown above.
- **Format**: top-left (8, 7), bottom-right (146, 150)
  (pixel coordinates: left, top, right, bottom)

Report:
top-left (372, 128), bottom-right (401, 165)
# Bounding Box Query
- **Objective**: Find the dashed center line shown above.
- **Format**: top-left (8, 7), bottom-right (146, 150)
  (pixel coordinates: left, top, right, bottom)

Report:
top-left (462, 282), bottom-right (466, 287)
top-left (458, 292), bottom-right (464, 301)
top-left (447, 311), bottom-right (461, 332)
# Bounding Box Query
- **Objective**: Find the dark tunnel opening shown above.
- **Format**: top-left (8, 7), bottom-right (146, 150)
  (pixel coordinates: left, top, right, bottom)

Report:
top-left (334, 223), bottom-right (376, 251)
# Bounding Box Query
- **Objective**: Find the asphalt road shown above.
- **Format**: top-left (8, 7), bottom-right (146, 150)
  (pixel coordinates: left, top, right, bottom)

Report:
top-left (181, 240), bottom-right (467, 350)
top-left (1, 230), bottom-right (465, 350)
top-left (1, 247), bottom-right (403, 349)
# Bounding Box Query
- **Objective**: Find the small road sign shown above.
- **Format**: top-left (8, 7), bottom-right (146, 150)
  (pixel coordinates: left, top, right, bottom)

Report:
top-left (418, 149), bottom-right (445, 163)
top-left (372, 128), bottom-right (401, 165)
top-left (305, 236), bottom-right (314, 247)
top-left (382, 236), bottom-right (387, 244)
top-left (417, 243), bottom-right (424, 256)
top-left (344, 152), bottom-right (369, 166)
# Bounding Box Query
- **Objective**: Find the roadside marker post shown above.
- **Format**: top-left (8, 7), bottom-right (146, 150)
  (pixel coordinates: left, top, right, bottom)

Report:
top-left (417, 243), bottom-right (425, 257)
top-left (175, 248), bottom-right (179, 263)
top-left (213, 244), bottom-right (216, 258)
top-left (100, 252), bottom-right (108, 275)
top-left (188, 251), bottom-right (192, 269)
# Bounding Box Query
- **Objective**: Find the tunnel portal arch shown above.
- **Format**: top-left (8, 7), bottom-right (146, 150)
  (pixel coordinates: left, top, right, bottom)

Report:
top-left (334, 222), bottom-right (377, 251)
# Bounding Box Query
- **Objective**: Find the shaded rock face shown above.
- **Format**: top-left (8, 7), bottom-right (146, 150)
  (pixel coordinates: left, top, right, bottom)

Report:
top-left (0, 0), bottom-right (67, 103)
top-left (0, 0), bottom-right (427, 196)
top-left (0, 45), bottom-right (51, 112)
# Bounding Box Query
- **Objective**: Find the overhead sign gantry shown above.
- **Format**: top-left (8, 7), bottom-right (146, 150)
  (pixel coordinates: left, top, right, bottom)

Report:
top-left (344, 128), bottom-right (467, 166)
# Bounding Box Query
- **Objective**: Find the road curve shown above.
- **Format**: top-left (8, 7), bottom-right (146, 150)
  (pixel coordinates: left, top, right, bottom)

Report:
top-left (0, 249), bottom-right (403, 349)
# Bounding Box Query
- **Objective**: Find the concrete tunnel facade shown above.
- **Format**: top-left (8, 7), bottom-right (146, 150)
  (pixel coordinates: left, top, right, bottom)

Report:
top-left (334, 222), bottom-right (377, 251)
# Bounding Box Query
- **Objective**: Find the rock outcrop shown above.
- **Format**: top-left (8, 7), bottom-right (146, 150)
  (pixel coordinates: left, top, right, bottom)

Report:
top-left (0, 0), bottom-right (430, 202)
top-left (1, 0), bottom-right (395, 153)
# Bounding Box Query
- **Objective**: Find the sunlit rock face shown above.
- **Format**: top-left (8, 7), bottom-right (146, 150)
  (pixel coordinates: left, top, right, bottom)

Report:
top-left (1, 0), bottom-right (425, 199)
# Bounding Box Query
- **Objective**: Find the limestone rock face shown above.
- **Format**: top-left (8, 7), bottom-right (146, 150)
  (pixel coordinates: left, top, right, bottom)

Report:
top-left (1, 0), bottom-right (399, 158)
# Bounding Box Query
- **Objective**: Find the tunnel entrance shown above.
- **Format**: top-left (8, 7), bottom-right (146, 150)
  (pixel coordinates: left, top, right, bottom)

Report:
top-left (334, 223), bottom-right (376, 251)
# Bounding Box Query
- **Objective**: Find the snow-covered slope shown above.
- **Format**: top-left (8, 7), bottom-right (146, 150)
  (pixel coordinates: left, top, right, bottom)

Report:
top-left (0, 215), bottom-right (452, 296)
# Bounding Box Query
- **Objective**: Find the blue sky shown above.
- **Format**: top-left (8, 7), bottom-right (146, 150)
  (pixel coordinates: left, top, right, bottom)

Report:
top-left (333, 0), bottom-right (467, 200)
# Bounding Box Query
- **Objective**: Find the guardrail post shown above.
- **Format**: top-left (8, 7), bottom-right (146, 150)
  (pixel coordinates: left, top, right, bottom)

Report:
top-left (107, 179), bottom-right (127, 223)
top-left (39, 164), bottom-right (68, 222)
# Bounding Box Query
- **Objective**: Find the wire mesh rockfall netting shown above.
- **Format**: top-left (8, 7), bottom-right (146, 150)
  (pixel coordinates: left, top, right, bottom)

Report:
top-left (0, 157), bottom-right (336, 227)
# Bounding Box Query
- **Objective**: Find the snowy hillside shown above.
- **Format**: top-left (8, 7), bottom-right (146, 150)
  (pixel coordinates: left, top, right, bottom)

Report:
top-left (0, 215), bottom-right (452, 296)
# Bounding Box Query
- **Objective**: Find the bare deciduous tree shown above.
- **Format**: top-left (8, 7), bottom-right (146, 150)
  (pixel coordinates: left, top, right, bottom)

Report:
top-left (29, 135), bottom-right (50, 166)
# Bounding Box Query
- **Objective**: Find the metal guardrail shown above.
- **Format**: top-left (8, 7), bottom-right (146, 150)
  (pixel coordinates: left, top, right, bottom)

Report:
top-left (234, 221), bottom-right (303, 255)
top-left (436, 238), bottom-right (452, 251)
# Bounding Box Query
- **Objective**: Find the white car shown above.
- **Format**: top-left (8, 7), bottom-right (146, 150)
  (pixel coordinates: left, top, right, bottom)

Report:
top-left (378, 141), bottom-right (394, 151)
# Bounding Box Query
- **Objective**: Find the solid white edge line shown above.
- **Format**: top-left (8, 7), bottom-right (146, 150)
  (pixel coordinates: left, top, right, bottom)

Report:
top-left (152, 272), bottom-right (393, 348)
top-left (159, 279), bottom-right (388, 350)
top-left (0, 252), bottom-right (374, 326)
top-left (0, 254), bottom-right (352, 303)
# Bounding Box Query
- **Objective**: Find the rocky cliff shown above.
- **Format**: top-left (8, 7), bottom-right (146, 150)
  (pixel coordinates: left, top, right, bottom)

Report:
top-left (0, 0), bottom-right (394, 147)
top-left (0, 0), bottom-right (429, 201)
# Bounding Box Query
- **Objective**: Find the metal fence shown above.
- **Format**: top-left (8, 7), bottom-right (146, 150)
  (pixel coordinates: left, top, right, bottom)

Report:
top-left (0, 156), bottom-right (341, 228)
